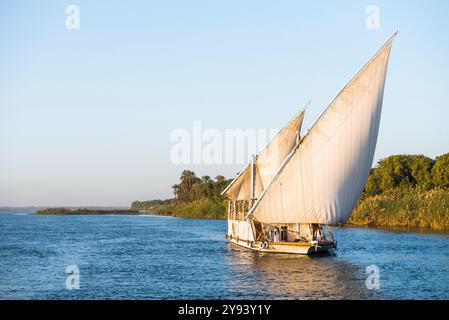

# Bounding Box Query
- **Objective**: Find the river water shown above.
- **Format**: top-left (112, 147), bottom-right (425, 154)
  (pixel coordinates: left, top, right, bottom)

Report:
top-left (0, 211), bottom-right (448, 299)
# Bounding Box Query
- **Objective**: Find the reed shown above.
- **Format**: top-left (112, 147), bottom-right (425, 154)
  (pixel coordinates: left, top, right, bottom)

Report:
top-left (348, 188), bottom-right (449, 230)
top-left (171, 199), bottom-right (226, 219)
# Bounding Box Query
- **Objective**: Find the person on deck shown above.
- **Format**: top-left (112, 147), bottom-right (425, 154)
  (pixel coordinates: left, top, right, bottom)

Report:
top-left (312, 224), bottom-right (319, 241)
top-left (274, 228), bottom-right (280, 242)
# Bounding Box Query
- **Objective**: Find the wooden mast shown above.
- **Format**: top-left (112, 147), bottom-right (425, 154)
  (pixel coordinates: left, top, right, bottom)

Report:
top-left (250, 154), bottom-right (257, 207)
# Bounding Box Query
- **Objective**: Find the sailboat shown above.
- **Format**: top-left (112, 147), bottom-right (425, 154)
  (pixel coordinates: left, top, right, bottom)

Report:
top-left (222, 33), bottom-right (397, 254)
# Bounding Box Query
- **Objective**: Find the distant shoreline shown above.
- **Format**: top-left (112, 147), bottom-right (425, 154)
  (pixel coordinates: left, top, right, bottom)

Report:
top-left (3, 205), bottom-right (447, 233)
top-left (35, 208), bottom-right (141, 215)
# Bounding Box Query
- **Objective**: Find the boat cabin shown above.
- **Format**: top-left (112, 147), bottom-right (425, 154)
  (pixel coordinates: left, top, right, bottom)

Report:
top-left (227, 199), bottom-right (335, 246)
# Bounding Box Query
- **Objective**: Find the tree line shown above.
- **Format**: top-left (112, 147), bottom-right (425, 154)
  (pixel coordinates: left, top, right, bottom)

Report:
top-left (364, 152), bottom-right (449, 195)
top-left (131, 199), bottom-right (175, 210)
top-left (131, 152), bottom-right (449, 215)
top-left (171, 171), bottom-right (231, 203)
top-left (131, 171), bottom-right (232, 215)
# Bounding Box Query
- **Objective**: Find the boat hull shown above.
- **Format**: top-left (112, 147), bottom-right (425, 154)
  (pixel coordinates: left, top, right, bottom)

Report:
top-left (226, 219), bottom-right (334, 255)
top-left (228, 237), bottom-right (332, 255)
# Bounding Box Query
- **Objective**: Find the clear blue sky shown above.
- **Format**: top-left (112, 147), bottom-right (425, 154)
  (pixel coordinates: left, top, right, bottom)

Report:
top-left (1, 1), bottom-right (448, 206)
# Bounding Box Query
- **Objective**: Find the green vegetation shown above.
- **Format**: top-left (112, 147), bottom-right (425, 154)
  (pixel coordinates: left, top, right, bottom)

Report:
top-left (432, 153), bottom-right (449, 188)
top-left (349, 188), bottom-right (449, 229)
top-left (171, 198), bottom-right (227, 219)
top-left (349, 153), bottom-right (449, 230)
top-left (134, 153), bottom-right (449, 229)
top-left (130, 199), bottom-right (176, 215)
top-left (36, 208), bottom-right (140, 215)
top-left (365, 154), bottom-right (435, 194)
top-left (131, 171), bottom-right (231, 219)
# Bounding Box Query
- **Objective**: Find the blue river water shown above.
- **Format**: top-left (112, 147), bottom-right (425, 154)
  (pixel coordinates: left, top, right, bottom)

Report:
top-left (0, 211), bottom-right (448, 299)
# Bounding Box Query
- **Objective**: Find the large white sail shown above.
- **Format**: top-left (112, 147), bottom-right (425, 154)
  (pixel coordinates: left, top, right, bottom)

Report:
top-left (222, 109), bottom-right (305, 200)
top-left (248, 34), bottom-right (396, 224)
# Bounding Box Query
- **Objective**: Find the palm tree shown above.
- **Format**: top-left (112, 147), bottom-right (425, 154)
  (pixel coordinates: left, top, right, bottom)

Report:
top-left (179, 170), bottom-right (200, 202)
top-left (172, 184), bottom-right (180, 200)
top-left (215, 175), bottom-right (226, 183)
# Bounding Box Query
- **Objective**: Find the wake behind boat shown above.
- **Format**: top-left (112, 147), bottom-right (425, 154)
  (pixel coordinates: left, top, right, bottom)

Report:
top-left (223, 33), bottom-right (397, 255)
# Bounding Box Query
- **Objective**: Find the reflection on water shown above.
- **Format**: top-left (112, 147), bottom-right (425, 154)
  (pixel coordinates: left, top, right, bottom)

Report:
top-left (225, 244), bottom-right (373, 299)
top-left (0, 212), bottom-right (448, 299)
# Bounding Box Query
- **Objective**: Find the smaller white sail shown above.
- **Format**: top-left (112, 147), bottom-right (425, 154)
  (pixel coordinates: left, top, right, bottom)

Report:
top-left (256, 109), bottom-right (305, 189)
top-left (222, 108), bottom-right (306, 201)
top-left (223, 162), bottom-right (264, 201)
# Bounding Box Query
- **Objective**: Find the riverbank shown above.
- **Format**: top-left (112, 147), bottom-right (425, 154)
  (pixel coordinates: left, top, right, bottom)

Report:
top-left (140, 189), bottom-right (449, 231)
top-left (35, 208), bottom-right (140, 215)
top-left (348, 188), bottom-right (449, 230)
top-left (139, 199), bottom-right (226, 219)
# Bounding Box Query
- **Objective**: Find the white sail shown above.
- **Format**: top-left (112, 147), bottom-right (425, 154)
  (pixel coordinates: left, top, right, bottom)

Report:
top-left (223, 162), bottom-right (264, 201)
top-left (248, 34), bottom-right (396, 224)
top-left (222, 109), bottom-right (306, 200)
